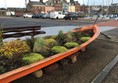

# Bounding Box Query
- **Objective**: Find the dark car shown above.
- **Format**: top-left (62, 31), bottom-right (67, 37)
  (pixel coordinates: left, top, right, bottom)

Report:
top-left (32, 13), bottom-right (45, 18)
top-left (64, 12), bottom-right (78, 20)
top-left (32, 14), bottom-right (40, 18)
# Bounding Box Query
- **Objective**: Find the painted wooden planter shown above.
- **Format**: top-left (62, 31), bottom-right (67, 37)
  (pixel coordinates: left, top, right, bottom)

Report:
top-left (0, 25), bottom-right (100, 83)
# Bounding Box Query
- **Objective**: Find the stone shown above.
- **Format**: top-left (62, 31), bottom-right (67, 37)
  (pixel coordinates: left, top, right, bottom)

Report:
top-left (70, 55), bottom-right (77, 63)
top-left (33, 69), bottom-right (43, 78)
top-left (69, 52), bottom-right (80, 63)
top-left (43, 63), bottom-right (59, 74)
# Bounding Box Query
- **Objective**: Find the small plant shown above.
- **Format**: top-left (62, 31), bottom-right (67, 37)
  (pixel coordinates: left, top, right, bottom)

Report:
top-left (65, 32), bottom-right (73, 42)
top-left (33, 37), bottom-right (48, 52)
top-left (22, 53), bottom-right (44, 64)
top-left (45, 38), bottom-right (58, 48)
top-left (33, 37), bottom-right (50, 57)
top-left (64, 42), bottom-right (79, 49)
top-left (0, 39), bottom-right (30, 59)
top-left (56, 30), bottom-right (67, 45)
top-left (80, 37), bottom-right (91, 42)
top-left (72, 32), bottom-right (84, 42)
top-left (51, 46), bottom-right (68, 54)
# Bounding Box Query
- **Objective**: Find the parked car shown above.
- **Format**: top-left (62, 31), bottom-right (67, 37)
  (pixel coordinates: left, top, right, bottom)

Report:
top-left (32, 14), bottom-right (40, 18)
top-left (41, 13), bottom-right (50, 19)
top-left (32, 13), bottom-right (45, 18)
top-left (64, 12), bottom-right (78, 20)
top-left (50, 11), bottom-right (65, 19)
top-left (23, 13), bottom-right (32, 18)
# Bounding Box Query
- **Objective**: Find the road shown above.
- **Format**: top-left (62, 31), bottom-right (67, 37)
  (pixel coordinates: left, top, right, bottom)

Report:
top-left (0, 17), bottom-right (107, 28)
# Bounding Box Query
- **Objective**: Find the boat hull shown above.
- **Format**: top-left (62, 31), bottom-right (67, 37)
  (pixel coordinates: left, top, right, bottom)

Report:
top-left (0, 25), bottom-right (100, 83)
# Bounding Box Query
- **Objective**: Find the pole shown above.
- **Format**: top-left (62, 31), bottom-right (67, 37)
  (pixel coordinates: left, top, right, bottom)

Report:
top-left (87, 0), bottom-right (90, 16)
top-left (25, 0), bottom-right (27, 13)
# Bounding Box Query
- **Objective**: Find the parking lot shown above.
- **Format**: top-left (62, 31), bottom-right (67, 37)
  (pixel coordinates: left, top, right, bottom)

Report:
top-left (0, 17), bottom-right (107, 28)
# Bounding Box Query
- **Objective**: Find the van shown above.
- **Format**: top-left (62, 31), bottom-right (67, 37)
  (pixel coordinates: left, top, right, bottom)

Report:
top-left (23, 13), bottom-right (32, 18)
top-left (50, 11), bottom-right (65, 19)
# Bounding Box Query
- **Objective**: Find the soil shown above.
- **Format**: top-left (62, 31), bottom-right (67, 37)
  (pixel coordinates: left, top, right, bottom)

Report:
top-left (12, 37), bottom-right (118, 83)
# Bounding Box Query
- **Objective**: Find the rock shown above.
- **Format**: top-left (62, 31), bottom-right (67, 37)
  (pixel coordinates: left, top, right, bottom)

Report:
top-left (70, 55), bottom-right (77, 63)
top-left (43, 63), bottom-right (59, 74)
top-left (69, 52), bottom-right (80, 63)
top-left (33, 69), bottom-right (43, 78)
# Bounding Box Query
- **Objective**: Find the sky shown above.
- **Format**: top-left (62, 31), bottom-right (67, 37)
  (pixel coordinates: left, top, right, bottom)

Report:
top-left (0, 0), bottom-right (118, 8)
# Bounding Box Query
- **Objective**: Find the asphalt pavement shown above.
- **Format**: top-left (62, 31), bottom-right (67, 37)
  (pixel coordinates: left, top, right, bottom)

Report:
top-left (0, 17), bottom-right (106, 28)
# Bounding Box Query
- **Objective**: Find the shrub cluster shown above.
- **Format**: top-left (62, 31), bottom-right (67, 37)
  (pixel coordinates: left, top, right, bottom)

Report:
top-left (0, 39), bottom-right (30, 59)
top-left (0, 29), bottom-right (92, 74)
top-left (64, 42), bottom-right (79, 49)
top-left (45, 38), bottom-right (57, 48)
top-left (33, 37), bottom-right (48, 53)
top-left (22, 53), bottom-right (44, 64)
top-left (55, 30), bottom-right (67, 45)
top-left (51, 46), bottom-right (68, 54)
top-left (80, 37), bottom-right (91, 42)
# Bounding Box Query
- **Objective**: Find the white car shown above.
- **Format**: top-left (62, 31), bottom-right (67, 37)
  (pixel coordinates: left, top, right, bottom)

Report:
top-left (115, 17), bottom-right (118, 20)
top-left (23, 13), bottom-right (32, 18)
top-left (50, 11), bottom-right (65, 19)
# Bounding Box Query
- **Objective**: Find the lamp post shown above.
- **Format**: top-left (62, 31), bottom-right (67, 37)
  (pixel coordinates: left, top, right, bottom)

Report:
top-left (25, 0), bottom-right (27, 13)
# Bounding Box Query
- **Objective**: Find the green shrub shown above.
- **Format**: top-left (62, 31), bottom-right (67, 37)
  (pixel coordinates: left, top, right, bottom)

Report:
top-left (45, 38), bottom-right (57, 48)
top-left (33, 37), bottom-right (48, 52)
top-left (51, 46), bottom-right (68, 54)
top-left (65, 32), bottom-right (73, 42)
top-left (80, 37), bottom-right (91, 42)
top-left (22, 53), bottom-right (44, 64)
top-left (50, 35), bottom-right (57, 39)
top-left (0, 39), bottom-right (30, 59)
top-left (56, 30), bottom-right (67, 45)
top-left (33, 37), bottom-right (50, 57)
top-left (72, 32), bottom-right (84, 42)
top-left (64, 42), bottom-right (79, 49)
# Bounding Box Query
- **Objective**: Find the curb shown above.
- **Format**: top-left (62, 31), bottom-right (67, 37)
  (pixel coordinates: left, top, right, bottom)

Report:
top-left (91, 54), bottom-right (118, 83)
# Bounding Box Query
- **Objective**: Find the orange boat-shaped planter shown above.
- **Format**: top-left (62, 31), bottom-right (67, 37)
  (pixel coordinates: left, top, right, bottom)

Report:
top-left (0, 25), bottom-right (100, 83)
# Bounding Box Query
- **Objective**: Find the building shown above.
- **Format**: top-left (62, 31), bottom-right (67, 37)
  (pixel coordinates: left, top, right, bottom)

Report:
top-left (26, 0), bottom-right (81, 14)
top-left (27, 0), bottom-right (55, 14)
top-left (27, 1), bottom-right (45, 14)
top-left (7, 8), bottom-right (27, 16)
top-left (109, 3), bottom-right (118, 14)
top-left (0, 8), bottom-right (6, 16)
top-left (68, 5), bottom-right (75, 12)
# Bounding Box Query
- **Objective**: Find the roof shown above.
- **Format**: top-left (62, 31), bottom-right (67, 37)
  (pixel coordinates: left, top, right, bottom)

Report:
top-left (45, 0), bottom-right (54, 6)
top-left (45, 0), bottom-right (69, 6)
top-left (30, 1), bottom-right (45, 6)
